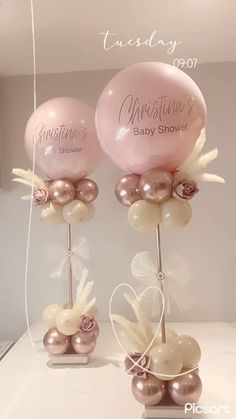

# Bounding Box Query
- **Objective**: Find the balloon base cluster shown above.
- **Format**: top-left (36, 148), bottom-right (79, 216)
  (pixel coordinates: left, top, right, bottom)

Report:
top-left (115, 169), bottom-right (198, 232)
top-left (125, 328), bottom-right (202, 409)
top-left (43, 305), bottom-right (99, 360)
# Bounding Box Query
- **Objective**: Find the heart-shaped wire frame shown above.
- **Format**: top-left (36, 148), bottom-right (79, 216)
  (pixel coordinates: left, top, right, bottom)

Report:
top-left (109, 282), bottom-right (200, 379)
top-left (109, 282), bottom-right (165, 377)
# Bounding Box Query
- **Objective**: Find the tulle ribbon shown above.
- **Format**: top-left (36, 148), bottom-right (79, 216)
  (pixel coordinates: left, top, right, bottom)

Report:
top-left (50, 237), bottom-right (89, 281)
top-left (131, 251), bottom-right (193, 316)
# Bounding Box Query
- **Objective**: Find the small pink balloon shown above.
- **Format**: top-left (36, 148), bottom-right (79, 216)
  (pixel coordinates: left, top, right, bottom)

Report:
top-left (75, 179), bottom-right (99, 203)
top-left (43, 328), bottom-right (70, 355)
top-left (96, 62), bottom-right (206, 174)
top-left (131, 373), bottom-right (166, 406)
top-left (49, 179), bottom-right (76, 205)
top-left (25, 97), bottom-right (103, 180)
top-left (168, 372), bottom-right (202, 406)
top-left (115, 174), bottom-right (141, 206)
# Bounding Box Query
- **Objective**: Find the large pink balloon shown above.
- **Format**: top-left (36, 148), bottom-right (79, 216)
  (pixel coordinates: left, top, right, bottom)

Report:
top-left (96, 62), bottom-right (207, 174)
top-left (25, 97), bottom-right (103, 180)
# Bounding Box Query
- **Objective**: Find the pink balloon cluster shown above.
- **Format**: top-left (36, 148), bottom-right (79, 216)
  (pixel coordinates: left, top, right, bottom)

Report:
top-left (95, 62), bottom-right (206, 231)
top-left (43, 312), bottom-right (99, 356)
top-left (125, 332), bottom-right (202, 407)
top-left (131, 370), bottom-right (202, 407)
top-left (115, 169), bottom-right (199, 231)
top-left (33, 177), bottom-right (99, 226)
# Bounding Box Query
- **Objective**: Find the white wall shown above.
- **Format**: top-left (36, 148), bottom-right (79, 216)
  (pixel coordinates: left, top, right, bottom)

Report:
top-left (0, 63), bottom-right (235, 341)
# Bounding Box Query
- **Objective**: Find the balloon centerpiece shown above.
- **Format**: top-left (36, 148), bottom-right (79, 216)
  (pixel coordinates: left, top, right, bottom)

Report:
top-left (96, 62), bottom-right (224, 413)
top-left (13, 97), bottom-right (102, 362)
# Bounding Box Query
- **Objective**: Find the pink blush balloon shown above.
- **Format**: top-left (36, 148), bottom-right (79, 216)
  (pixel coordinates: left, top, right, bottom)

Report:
top-left (96, 62), bottom-right (207, 174)
top-left (25, 97), bottom-right (103, 180)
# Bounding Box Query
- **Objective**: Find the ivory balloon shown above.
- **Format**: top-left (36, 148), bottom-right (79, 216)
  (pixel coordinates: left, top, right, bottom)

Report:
top-left (71, 330), bottom-right (97, 354)
top-left (75, 179), bottom-right (98, 203)
top-left (151, 343), bottom-right (183, 381)
top-left (161, 197), bottom-right (192, 228)
top-left (139, 170), bottom-right (173, 203)
top-left (168, 372), bottom-right (202, 405)
top-left (174, 335), bottom-right (201, 368)
top-left (43, 328), bottom-right (70, 355)
top-left (128, 200), bottom-right (161, 232)
top-left (40, 202), bottom-right (65, 225)
top-left (157, 327), bottom-right (178, 344)
top-left (115, 174), bottom-right (141, 206)
top-left (56, 308), bottom-right (80, 336)
top-left (63, 200), bottom-right (91, 224)
top-left (42, 304), bottom-right (64, 329)
top-left (49, 179), bottom-right (75, 205)
top-left (131, 373), bottom-right (166, 406)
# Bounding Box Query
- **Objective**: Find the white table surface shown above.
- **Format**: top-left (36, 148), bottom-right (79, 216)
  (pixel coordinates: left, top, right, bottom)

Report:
top-left (0, 322), bottom-right (235, 419)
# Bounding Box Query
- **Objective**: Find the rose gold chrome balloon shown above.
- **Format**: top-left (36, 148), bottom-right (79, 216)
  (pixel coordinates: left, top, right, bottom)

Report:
top-left (49, 179), bottom-right (76, 205)
top-left (139, 169), bottom-right (173, 203)
top-left (43, 328), bottom-right (70, 355)
top-left (131, 373), bottom-right (166, 406)
top-left (71, 330), bottom-right (97, 354)
top-left (115, 174), bottom-right (141, 206)
top-left (168, 372), bottom-right (202, 406)
top-left (75, 179), bottom-right (99, 203)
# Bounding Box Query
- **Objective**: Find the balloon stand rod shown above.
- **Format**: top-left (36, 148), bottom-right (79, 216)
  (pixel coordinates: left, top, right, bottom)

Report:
top-left (67, 223), bottom-right (73, 308)
top-left (155, 225), bottom-right (166, 344)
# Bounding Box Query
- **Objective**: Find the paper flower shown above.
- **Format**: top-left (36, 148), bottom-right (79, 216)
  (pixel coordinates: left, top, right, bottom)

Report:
top-left (173, 180), bottom-right (199, 200)
top-left (124, 352), bottom-right (151, 379)
top-left (33, 187), bottom-right (50, 206)
top-left (79, 314), bottom-right (97, 332)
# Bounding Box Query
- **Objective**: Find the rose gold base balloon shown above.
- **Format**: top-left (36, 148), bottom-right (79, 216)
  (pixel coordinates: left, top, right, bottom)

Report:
top-left (139, 169), bottom-right (173, 203)
top-left (168, 372), bottom-right (202, 406)
top-left (132, 373), bottom-right (166, 406)
top-left (75, 179), bottom-right (99, 203)
top-left (49, 179), bottom-right (76, 205)
top-left (43, 328), bottom-right (70, 355)
top-left (71, 331), bottom-right (97, 354)
top-left (115, 174), bottom-right (141, 206)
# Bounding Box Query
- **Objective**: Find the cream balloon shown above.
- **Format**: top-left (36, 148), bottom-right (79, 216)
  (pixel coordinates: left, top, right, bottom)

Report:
top-left (40, 202), bottom-right (65, 226)
top-left (84, 203), bottom-right (95, 221)
top-left (157, 327), bottom-right (178, 344)
top-left (42, 304), bottom-right (64, 329)
top-left (161, 197), bottom-right (192, 228)
top-left (63, 200), bottom-right (91, 224)
top-left (56, 308), bottom-right (80, 336)
top-left (128, 200), bottom-right (161, 232)
top-left (174, 335), bottom-right (201, 368)
top-left (151, 343), bottom-right (183, 381)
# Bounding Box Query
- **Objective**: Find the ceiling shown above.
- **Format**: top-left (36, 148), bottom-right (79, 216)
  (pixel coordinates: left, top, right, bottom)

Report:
top-left (0, 0), bottom-right (235, 76)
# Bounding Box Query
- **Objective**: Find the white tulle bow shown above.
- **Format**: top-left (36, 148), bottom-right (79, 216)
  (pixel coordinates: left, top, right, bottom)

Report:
top-left (50, 237), bottom-right (89, 281)
top-left (131, 251), bottom-right (193, 316)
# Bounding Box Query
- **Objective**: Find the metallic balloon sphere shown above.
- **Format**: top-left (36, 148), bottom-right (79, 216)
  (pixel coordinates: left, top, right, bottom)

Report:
top-left (115, 174), bottom-right (141, 206)
top-left (131, 373), bottom-right (166, 406)
top-left (139, 169), bottom-right (173, 203)
top-left (168, 372), bottom-right (202, 406)
top-left (71, 330), bottom-right (97, 354)
top-left (43, 328), bottom-right (70, 355)
top-left (49, 179), bottom-right (76, 205)
top-left (75, 179), bottom-right (99, 203)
